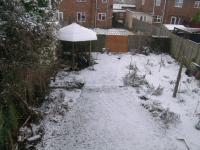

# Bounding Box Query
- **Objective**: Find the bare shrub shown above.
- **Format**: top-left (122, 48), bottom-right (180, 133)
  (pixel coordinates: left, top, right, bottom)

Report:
top-left (124, 65), bottom-right (148, 87)
top-left (141, 100), bottom-right (180, 127)
top-left (152, 85), bottom-right (164, 96)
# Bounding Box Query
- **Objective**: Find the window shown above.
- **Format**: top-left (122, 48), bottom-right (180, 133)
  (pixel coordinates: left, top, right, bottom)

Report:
top-left (153, 15), bottom-right (162, 23)
top-left (155, 0), bottom-right (161, 6)
top-left (77, 12), bottom-right (86, 22)
top-left (98, 13), bottom-right (106, 21)
top-left (170, 16), bottom-right (177, 24)
top-left (139, 16), bottom-right (147, 22)
top-left (76, 0), bottom-right (86, 2)
top-left (194, 1), bottom-right (200, 8)
top-left (170, 16), bottom-right (181, 24)
top-left (142, 0), bottom-right (145, 5)
top-left (102, 0), bottom-right (107, 3)
top-left (175, 0), bottom-right (183, 8)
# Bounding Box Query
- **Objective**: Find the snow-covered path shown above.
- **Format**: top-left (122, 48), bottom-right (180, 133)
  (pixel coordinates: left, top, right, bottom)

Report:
top-left (38, 53), bottom-right (200, 150)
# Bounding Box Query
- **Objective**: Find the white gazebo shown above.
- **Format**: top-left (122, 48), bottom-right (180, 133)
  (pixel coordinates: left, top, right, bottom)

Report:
top-left (57, 23), bottom-right (97, 69)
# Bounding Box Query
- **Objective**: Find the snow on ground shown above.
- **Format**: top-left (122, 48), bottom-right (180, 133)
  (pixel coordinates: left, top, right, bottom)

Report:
top-left (37, 53), bottom-right (200, 150)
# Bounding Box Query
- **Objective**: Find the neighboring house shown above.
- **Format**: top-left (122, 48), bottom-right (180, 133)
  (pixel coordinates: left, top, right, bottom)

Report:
top-left (135, 0), bottom-right (200, 25)
top-left (113, 3), bottom-right (136, 26)
top-left (58, 0), bottom-right (113, 28)
top-left (125, 10), bottom-right (152, 28)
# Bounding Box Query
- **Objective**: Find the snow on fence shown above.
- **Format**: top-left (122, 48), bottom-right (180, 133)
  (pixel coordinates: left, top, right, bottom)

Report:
top-left (128, 18), bottom-right (200, 66)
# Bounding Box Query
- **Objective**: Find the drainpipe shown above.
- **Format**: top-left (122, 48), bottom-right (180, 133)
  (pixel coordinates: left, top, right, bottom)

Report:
top-left (95, 0), bottom-right (98, 28)
top-left (162, 0), bottom-right (167, 24)
top-left (106, 0), bottom-right (109, 28)
top-left (152, 0), bottom-right (155, 23)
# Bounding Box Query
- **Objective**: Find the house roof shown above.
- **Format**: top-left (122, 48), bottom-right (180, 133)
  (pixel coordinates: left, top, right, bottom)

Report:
top-left (57, 23), bottom-right (97, 42)
top-left (113, 3), bottom-right (135, 10)
top-left (164, 24), bottom-right (185, 31)
top-left (174, 27), bottom-right (200, 34)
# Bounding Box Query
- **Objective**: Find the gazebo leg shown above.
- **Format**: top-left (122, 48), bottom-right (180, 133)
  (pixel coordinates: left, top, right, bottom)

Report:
top-left (89, 41), bottom-right (91, 66)
top-left (72, 43), bottom-right (75, 70)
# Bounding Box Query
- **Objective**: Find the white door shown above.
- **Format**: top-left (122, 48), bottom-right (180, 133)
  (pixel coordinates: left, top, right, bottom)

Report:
top-left (170, 16), bottom-right (177, 24)
top-left (177, 17), bottom-right (181, 24)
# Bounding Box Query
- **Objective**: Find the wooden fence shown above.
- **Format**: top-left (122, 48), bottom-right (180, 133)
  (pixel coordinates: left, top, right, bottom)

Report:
top-left (129, 18), bottom-right (200, 66)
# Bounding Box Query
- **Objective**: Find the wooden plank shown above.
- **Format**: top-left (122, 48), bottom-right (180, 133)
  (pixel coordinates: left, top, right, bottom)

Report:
top-left (106, 35), bottom-right (128, 52)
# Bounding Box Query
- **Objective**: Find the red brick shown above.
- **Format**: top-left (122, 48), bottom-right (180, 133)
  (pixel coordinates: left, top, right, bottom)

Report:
top-left (59, 0), bottom-right (113, 28)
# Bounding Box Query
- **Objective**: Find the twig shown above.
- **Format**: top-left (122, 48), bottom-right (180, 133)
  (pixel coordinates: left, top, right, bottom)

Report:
top-left (176, 138), bottom-right (190, 150)
top-left (194, 100), bottom-right (200, 116)
top-left (22, 115), bottom-right (31, 127)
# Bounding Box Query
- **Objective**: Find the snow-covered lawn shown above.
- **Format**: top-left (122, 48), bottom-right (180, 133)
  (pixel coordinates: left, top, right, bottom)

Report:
top-left (38, 53), bottom-right (200, 150)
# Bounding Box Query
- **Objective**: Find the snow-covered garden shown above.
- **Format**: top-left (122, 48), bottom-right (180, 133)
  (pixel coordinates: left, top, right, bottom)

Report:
top-left (35, 52), bottom-right (200, 150)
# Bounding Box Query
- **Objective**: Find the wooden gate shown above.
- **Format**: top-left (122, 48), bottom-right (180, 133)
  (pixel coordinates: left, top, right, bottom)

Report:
top-left (105, 35), bottom-right (128, 52)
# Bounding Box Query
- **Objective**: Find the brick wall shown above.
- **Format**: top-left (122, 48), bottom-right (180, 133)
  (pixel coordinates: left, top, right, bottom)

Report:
top-left (135, 0), bottom-right (200, 25)
top-left (59, 0), bottom-right (113, 28)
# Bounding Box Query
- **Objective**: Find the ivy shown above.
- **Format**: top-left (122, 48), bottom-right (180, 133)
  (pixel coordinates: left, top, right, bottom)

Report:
top-left (0, 0), bottom-right (59, 149)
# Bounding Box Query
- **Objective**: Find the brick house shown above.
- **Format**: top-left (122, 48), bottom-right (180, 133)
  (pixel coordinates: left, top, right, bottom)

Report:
top-left (58, 0), bottom-right (113, 28)
top-left (135, 0), bottom-right (200, 25)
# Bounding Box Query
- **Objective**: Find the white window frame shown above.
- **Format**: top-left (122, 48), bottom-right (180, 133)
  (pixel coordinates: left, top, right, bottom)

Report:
top-left (153, 15), bottom-right (162, 23)
top-left (57, 11), bottom-right (63, 21)
top-left (194, 1), bottom-right (200, 8)
top-left (142, 0), bottom-right (145, 5)
top-left (102, 0), bottom-right (107, 3)
top-left (77, 12), bottom-right (86, 22)
top-left (155, 0), bottom-right (161, 6)
top-left (98, 13), bottom-right (106, 21)
top-left (174, 0), bottom-right (183, 8)
top-left (76, 0), bottom-right (86, 2)
top-left (170, 16), bottom-right (177, 24)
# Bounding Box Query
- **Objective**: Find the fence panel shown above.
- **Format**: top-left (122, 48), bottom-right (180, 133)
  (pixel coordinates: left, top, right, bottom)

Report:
top-left (128, 35), bottom-right (151, 51)
top-left (129, 18), bottom-right (200, 66)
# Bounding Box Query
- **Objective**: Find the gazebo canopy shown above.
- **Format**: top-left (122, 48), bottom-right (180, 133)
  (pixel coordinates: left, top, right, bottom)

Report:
top-left (57, 23), bottom-right (97, 42)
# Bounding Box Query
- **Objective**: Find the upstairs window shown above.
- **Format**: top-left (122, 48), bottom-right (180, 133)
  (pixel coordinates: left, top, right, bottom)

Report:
top-left (194, 1), bottom-right (200, 8)
top-left (155, 0), bottom-right (161, 6)
top-left (102, 0), bottom-right (107, 3)
top-left (142, 0), bottom-right (145, 5)
top-left (175, 0), bottom-right (183, 8)
top-left (77, 12), bottom-right (86, 22)
top-left (98, 13), bottom-right (106, 21)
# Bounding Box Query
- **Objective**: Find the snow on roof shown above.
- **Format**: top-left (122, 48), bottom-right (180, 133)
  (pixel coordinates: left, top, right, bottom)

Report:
top-left (93, 28), bottom-right (134, 36)
top-left (113, 3), bottom-right (136, 10)
top-left (57, 23), bottom-right (97, 42)
top-left (126, 10), bottom-right (152, 17)
top-left (175, 27), bottom-right (200, 33)
top-left (164, 24), bottom-right (185, 31)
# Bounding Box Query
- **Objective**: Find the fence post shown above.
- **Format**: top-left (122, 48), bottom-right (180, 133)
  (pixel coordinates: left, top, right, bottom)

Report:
top-left (173, 57), bottom-right (184, 98)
